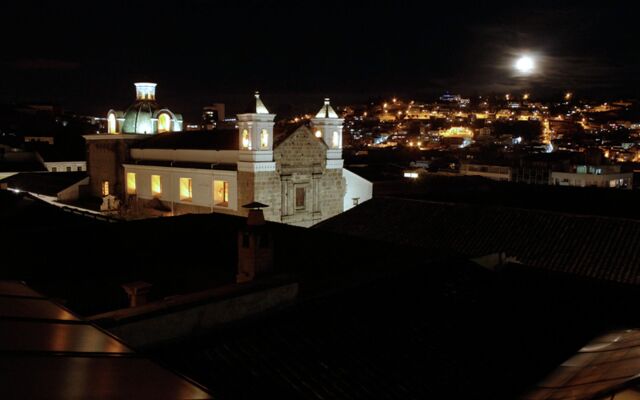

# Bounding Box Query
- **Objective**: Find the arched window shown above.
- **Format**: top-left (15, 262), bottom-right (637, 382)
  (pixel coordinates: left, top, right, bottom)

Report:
top-left (332, 131), bottom-right (340, 148)
top-left (242, 129), bottom-right (251, 150)
top-left (260, 129), bottom-right (269, 149)
top-left (157, 113), bottom-right (171, 133)
top-left (107, 113), bottom-right (117, 134)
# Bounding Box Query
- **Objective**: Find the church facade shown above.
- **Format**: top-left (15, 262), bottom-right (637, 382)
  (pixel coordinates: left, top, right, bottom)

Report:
top-left (84, 84), bottom-right (372, 227)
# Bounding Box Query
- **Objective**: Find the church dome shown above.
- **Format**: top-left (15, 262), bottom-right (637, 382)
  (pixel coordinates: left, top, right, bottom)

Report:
top-left (122, 99), bottom-right (160, 134)
top-left (114, 82), bottom-right (182, 134)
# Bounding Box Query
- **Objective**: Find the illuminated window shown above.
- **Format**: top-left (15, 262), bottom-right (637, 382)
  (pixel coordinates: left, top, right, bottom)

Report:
top-left (213, 180), bottom-right (229, 207)
top-left (157, 113), bottom-right (171, 133)
top-left (242, 129), bottom-right (251, 149)
top-left (151, 175), bottom-right (162, 197)
top-left (126, 172), bottom-right (136, 194)
top-left (107, 113), bottom-right (117, 134)
top-left (295, 187), bottom-right (305, 209)
top-left (179, 177), bottom-right (192, 201)
top-left (260, 129), bottom-right (269, 148)
top-left (101, 181), bottom-right (110, 196)
top-left (315, 130), bottom-right (322, 138)
top-left (332, 131), bottom-right (340, 148)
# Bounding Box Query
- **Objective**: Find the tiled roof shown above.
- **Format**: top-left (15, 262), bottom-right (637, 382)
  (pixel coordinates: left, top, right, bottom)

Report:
top-left (522, 329), bottom-right (640, 400)
top-left (0, 281), bottom-right (212, 399)
top-left (316, 197), bottom-right (640, 285)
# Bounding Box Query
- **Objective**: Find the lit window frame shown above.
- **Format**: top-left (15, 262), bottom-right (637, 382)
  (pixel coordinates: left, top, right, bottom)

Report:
top-left (242, 129), bottom-right (251, 150)
top-left (126, 172), bottom-right (136, 195)
top-left (213, 180), bottom-right (229, 207)
top-left (260, 128), bottom-right (269, 149)
top-left (101, 181), bottom-right (110, 196)
top-left (179, 177), bottom-right (193, 202)
top-left (151, 175), bottom-right (162, 197)
top-left (157, 113), bottom-right (172, 133)
top-left (332, 131), bottom-right (340, 148)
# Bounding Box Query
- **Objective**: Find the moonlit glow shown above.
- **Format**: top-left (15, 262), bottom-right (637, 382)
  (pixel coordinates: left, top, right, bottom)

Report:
top-left (515, 56), bottom-right (535, 74)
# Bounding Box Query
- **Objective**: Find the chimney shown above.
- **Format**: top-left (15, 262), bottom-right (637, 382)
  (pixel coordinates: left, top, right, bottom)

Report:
top-left (237, 202), bottom-right (274, 283)
top-left (121, 281), bottom-right (152, 307)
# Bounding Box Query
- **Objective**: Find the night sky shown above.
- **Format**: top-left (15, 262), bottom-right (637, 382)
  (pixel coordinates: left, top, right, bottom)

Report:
top-left (1, 1), bottom-right (638, 120)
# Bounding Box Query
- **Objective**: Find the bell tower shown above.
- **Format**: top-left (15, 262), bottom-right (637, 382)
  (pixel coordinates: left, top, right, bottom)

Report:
top-left (236, 92), bottom-right (280, 221)
top-left (237, 91), bottom-right (276, 162)
top-left (311, 98), bottom-right (344, 169)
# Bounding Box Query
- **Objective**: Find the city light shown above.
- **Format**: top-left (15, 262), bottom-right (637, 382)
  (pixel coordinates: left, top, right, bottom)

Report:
top-left (403, 172), bottom-right (419, 179)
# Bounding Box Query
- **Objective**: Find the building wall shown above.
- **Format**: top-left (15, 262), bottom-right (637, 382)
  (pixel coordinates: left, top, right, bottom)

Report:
top-left (56, 177), bottom-right (90, 202)
top-left (273, 127), bottom-right (345, 227)
top-left (44, 161), bottom-right (86, 172)
top-left (343, 168), bottom-right (373, 211)
top-left (85, 136), bottom-right (142, 198)
top-left (95, 282), bottom-right (299, 348)
top-left (123, 164), bottom-right (239, 215)
top-left (236, 170), bottom-right (281, 221)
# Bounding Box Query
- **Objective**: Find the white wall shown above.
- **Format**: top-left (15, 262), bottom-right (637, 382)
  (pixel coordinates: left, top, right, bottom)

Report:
top-left (44, 161), bottom-right (86, 172)
top-left (123, 164), bottom-right (238, 211)
top-left (130, 148), bottom-right (239, 164)
top-left (57, 177), bottom-right (90, 201)
top-left (343, 168), bottom-right (373, 211)
top-left (0, 172), bottom-right (18, 180)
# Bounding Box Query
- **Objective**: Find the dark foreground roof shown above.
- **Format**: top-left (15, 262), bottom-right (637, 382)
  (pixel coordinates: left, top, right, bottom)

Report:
top-left (522, 329), bottom-right (640, 400)
top-left (316, 197), bottom-right (640, 285)
top-left (132, 129), bottom-right (238, 150)
top-left (1, 172), bottom-right (87, 196)
top-left (0, 161), bottom-right (46, 173)
top-left (0, 281), bottom-right (212, 400)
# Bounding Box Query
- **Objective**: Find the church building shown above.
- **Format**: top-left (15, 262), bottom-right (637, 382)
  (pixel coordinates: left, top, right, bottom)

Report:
top-left (84, 83), bottom-right (372, 227)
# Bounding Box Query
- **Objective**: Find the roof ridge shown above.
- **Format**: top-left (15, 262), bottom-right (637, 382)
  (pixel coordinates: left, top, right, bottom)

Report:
top-left (376, 195), bottom-right (640, 224)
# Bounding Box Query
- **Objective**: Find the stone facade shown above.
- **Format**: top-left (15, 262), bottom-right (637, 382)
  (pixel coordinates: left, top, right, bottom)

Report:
top-left (274, 126), bottom-right (345, 227)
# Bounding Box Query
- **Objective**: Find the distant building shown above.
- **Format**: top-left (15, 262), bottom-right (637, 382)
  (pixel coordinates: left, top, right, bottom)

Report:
top-left (106, 82), bottom-right (183, 135)
top-left (551, 165), bottom-right (632, 189)
top-left (202, 104), bottom-right (225, 130)
top-left (35, 149), bottom-right (86, 172)
top-left (460, 162), bottom-right (512, 181)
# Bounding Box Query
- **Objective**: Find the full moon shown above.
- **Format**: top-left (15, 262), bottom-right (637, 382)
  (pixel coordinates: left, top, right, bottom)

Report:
top-left (515, 56), bottom-right (535, 74)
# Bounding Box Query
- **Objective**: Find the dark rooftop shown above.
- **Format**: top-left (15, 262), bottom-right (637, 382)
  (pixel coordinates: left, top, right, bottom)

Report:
top-left (0, 281), bottom-right (212, 399)
top-left (127, 159), bottom-right (237, 171)
top-left (0, 161), bottom-right (46, 173)
top-left (131, 129), bottom-right (238, 150)
top-left (522, 329), bottom-right (640, 400)
top-left (1, 171), bottom-right (87, 197)
top-left (35, 145), bottom-right (84, 162)
top-left (316, 197), bottom-right (640, 285)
